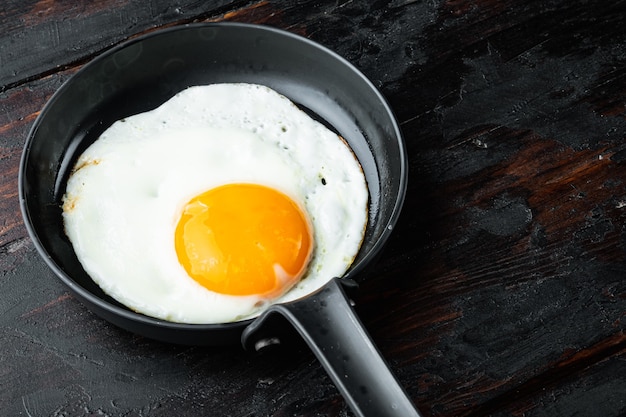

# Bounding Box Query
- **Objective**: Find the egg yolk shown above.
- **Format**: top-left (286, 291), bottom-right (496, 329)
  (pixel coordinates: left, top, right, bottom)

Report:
top-left (174, 183), bottom-right (313, 298)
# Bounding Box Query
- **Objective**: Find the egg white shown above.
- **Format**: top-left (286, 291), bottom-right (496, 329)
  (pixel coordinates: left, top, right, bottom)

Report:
top-left (62, 83), bottom-right (368, 324)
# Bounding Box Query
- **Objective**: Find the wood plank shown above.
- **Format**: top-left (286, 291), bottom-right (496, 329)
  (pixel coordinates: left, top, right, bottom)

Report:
top-left (0, 0), bottom-right (251, 89)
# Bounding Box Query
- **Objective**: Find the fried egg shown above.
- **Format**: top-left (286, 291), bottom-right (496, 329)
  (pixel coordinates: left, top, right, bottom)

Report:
top-left (62, 83), bottom-right (368, 324)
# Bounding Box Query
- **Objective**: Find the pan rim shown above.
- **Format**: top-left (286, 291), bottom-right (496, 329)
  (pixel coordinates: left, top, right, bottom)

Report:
top-left (18, 21), bottom-right (407, 333)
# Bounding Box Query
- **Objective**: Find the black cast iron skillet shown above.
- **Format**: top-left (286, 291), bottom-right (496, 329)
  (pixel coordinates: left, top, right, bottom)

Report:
top-left (19, 23), bottom-right (419, 417)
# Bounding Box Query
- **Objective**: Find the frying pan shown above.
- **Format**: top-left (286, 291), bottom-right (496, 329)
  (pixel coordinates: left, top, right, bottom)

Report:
top-left (19, 23), bottom-right (419, 417)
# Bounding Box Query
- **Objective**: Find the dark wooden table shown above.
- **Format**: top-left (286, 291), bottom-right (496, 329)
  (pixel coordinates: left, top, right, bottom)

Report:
top-left (2, 1), bottom-right (625, 416)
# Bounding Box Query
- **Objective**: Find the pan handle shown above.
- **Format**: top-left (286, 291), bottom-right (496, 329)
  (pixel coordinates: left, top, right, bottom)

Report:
top-left (241, 277), bottom-right (421, 417)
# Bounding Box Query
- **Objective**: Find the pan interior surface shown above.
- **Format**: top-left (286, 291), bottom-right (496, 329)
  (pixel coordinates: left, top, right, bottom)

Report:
top-left (20, 23), bottom-right (406, 345)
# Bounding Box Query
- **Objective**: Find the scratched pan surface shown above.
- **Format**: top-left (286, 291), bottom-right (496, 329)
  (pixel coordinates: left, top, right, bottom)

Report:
top-left (19, 22), bottom-right (406, 346)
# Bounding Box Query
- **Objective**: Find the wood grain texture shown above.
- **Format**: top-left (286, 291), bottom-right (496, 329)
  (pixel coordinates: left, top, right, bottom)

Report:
top-left (1, 0), bottom-right (625, 416)
top-left (0, 0), bottom-right (250, 89)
